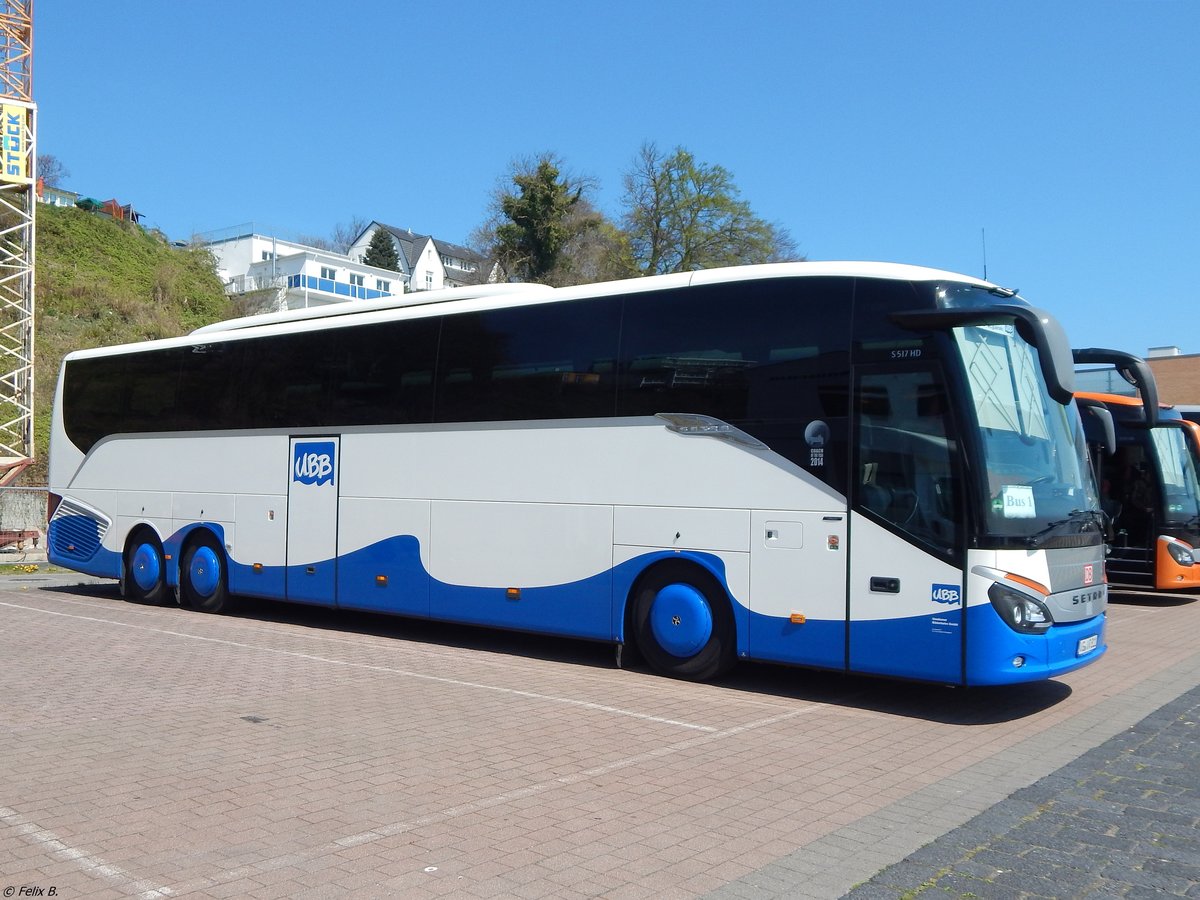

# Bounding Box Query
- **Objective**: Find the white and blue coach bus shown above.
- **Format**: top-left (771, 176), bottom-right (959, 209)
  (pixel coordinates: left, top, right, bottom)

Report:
top-left (47, 262), bottom-right (1108, 685)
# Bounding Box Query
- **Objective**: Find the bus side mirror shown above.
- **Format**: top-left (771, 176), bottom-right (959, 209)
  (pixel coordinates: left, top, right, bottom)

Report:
top-left (1077, 399), bottom-right (1116, 456)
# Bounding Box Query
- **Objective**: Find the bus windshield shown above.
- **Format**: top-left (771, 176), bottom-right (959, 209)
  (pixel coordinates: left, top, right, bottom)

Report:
top-left (954, 323), bottom-right (1100, 541)
top-left (1149, 426), bottom-right (1200, 527)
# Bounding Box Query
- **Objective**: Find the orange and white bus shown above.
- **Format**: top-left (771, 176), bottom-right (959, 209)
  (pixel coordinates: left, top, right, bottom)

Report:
top-left (1075, 349), bottom-right (1200, 591)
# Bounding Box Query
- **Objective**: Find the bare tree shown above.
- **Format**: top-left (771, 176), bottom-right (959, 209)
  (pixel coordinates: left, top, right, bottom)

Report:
top-left (297, 215), bottom-right (370, 254)
top-left (37, 153), bottom-right (68, 187)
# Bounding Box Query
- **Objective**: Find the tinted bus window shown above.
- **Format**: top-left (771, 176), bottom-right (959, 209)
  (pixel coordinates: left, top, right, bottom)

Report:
top-left (617, 278), bottom-right (852, 491)
top-left (328, 318), bottom-right (440, 426)
top-left (435, 298), bottom-right (621, 423)
top-left (239, 329), bottom-right (342, 428)
top-left (63, 349), bottom-right (185, 450)
top-left (176, 341), bottom-right (246, 432)
top-left (851, 277), bottom-right (932, 359)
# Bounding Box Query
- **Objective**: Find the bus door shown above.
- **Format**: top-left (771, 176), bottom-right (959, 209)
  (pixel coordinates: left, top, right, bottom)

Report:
top-left (287, 436), bottom-right (340, 606)
top-left (750, 510), bottom-right (848, 670)
top-left (848, 366), bottom-right (966, 683)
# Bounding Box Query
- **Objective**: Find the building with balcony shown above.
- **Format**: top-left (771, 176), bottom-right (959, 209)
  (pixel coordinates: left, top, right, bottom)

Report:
top-left (347, 222), bottom-right (492, 292)
top-left (204, 231), bottom-right (407, 313)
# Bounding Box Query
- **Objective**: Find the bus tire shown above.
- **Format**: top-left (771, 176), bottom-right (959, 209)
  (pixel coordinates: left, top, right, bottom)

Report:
top-left (124, 529), bottom-right (169, 606)
top-left (179, 532), bottom-right (234, 614)
top-left (630, 561), bottom-right (737, 681)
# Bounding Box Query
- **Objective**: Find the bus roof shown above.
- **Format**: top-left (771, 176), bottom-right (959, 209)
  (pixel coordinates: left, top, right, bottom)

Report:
top-left (67, 261), bottom-right (1002, 362)
top-left (189, 282), bottom-right (557, 336)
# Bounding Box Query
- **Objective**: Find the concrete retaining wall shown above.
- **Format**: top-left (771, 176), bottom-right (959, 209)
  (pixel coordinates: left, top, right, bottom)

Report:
top-left (0, 487), bottom-right (46, 534)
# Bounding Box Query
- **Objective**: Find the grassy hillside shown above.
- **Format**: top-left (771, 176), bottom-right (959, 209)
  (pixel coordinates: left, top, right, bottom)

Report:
top-left (24, 204), bottom-right (234, 483)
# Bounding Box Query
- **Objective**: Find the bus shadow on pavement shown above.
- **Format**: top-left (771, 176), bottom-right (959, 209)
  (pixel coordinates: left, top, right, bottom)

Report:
top-left (714, 663), bottom-right (1073, 725)
top-left (35, 585), bottom-right (1074, 724)
top-left (228, 596), bottom-right (1075, 725)
top-left (37, 579), bottom-right (121, 596)
top-left (229, 596), bottom-right (625, 673)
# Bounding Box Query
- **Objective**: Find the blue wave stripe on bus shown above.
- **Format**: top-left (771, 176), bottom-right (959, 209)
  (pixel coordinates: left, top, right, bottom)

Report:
top-left (293, 535), bottom-right (741, 644)
top-left (211, 530), bottom-right (742, 646)
top-left (47, 517), bottom-right (1105, 684)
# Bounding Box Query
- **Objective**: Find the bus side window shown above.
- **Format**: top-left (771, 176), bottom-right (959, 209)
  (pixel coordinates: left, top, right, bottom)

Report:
top-left (329, 318), bottom-right (438, 426)
top-left (857, 370), bottom-right (959, 554)
top-left (436, 299), bottom-right (621, 423)
top-left (616, 278), bottom-right (853, 494)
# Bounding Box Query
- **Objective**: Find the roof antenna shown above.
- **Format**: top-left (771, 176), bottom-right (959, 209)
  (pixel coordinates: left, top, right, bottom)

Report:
top-left (981, 228), bottom-right (988, 282)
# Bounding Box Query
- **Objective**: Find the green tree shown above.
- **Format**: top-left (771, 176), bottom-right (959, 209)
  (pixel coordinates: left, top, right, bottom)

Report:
top-left (362, 227), bottom-right (400, 271)
top-left (557, 211), bottom-right (634, 285)
top-left (621, 143), bottom-right (800, 275)
top-left (489, 154), bottom-right (599, 284)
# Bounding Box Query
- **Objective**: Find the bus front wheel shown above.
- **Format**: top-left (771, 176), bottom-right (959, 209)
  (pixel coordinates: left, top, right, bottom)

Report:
top-left (630, 562), bottom-right (736, 681)
top-left (180, 533), bottom-right (234, 614)
top-left (124, 530), bottom-right (168, 605)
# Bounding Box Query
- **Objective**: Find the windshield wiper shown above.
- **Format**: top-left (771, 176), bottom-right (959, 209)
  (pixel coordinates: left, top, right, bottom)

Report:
top-left (1025, 509), bottom-right (1103, 548)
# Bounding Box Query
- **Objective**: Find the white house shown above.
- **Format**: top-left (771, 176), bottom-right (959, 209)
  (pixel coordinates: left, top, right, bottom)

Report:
top-left (36, 184), bottom-right (78, 209)
top-left (346, 222), bottom-right (490, 292)
top-left (204, 231), bottom-right (407, 312)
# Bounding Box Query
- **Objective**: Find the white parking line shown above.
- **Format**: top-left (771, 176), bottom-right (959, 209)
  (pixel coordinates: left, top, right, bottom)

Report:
top-left (338, 701), bottom-right (832, 845)
top-left (164, 702), bottom-right (834, 896)
top-left (0, 806), bottom-right (173, 899)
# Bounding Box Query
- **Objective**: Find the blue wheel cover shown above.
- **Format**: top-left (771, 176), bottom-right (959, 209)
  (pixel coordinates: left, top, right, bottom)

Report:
top-left (131, 543), bottom-right (161, 592)
top-left (649, 583), bottom-right (713, 658)
top-left (188, 546), bottom-right (221, 598)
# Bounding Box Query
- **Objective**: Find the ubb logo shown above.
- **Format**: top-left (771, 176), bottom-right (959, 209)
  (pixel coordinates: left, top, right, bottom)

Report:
top-left (293, 441), bottom-right (335, 486)
top-left (931, 583), bottom-right (961, 605)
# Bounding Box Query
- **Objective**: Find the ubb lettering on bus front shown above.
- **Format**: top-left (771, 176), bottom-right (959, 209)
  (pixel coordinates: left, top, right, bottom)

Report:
top-left (293, 442), bottom-right (335, 486)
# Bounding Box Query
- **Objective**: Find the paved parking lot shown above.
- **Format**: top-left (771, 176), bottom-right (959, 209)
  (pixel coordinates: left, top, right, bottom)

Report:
top-left (1, 577), bottom-right (1198, 899)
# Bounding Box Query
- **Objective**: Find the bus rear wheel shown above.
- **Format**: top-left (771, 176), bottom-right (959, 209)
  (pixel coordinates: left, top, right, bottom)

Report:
top-left (124, 530), bottom-right (168, 605)
top-left (180, 532), bottom-right (234, 614)
top-left (630, 562), bottom-right (736, 681)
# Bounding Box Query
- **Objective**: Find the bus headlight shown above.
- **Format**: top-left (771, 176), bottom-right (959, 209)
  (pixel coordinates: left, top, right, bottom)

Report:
top-left (1166, 540), bottom-right (1194, 567)
top-left (988, 584), bottom-right (1053, 634)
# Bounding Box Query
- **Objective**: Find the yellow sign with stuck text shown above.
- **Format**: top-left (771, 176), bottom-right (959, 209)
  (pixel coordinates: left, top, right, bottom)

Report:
top-left (1, 104), bottom-right (29, 184)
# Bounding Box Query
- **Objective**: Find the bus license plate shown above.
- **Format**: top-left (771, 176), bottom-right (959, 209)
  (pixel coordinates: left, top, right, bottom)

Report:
top-left (1077, 635), bottom-right (1098, 656)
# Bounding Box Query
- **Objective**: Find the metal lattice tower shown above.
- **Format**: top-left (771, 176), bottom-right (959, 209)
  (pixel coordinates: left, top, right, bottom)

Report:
top-left (0, 0), bottom-right (33, 484)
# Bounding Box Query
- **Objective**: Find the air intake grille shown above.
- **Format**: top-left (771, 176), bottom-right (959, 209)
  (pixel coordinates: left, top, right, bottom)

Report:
top-left (49, 500), bottom-right (110, 561)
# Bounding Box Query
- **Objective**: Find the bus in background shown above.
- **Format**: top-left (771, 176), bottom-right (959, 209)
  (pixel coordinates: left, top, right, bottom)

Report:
top-left (48, 262), bottom-right (1107, 686)
top-left (1171, 405), bottom-right (1200, 451)
top-left (1163, 406), bottom-right (1200, 536)
top-left (1075, 348), bottom-right (1200, 591)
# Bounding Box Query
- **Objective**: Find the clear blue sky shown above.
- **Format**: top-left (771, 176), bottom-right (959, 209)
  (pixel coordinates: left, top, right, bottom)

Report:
top-left (36, 1), bottom-right (1199, 356)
